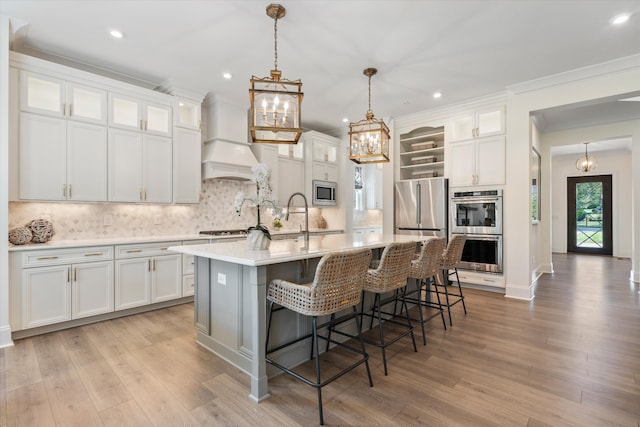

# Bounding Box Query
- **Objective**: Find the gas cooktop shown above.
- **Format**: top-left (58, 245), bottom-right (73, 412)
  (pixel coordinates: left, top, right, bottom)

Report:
top-left (199, 229), bottom-right (248, 237)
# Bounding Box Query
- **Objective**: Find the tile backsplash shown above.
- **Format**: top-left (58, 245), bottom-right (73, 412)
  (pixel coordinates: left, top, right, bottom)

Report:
top-left (9, 180), bottom-right (338, 241)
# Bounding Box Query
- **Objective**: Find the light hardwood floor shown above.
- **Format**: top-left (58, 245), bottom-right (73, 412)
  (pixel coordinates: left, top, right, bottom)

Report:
top-left (1, 253), bottom-right (639, 426)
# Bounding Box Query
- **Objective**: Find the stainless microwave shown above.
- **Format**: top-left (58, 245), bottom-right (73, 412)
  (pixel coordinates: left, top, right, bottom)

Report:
top-left (312, 180), bottom-right (337, 206)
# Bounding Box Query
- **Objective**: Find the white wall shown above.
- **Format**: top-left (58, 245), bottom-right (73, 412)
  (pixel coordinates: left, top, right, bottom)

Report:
top-left (1, 15), bottom-right (12, 348)
top-left (506, 61), bottom-right (640, 299)
top-left (545, 126), bottom-right (634, 257)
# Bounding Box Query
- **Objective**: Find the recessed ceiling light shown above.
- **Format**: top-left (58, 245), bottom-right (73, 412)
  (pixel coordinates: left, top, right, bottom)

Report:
top-left (223, 72), bottom-right (232, 79)
top-left (433, 92), bottom-right (442, 99)
top-left (611, 14), bottom-right (630, 25)
top-left (109, 29), bottom-right (124, 39)
top-left (342, 117), bottom-right (349, 123)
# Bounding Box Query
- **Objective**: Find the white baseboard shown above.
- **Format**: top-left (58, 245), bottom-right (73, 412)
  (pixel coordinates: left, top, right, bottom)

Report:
top-left (0, 325), bottom-right (13, 348)
top-left (505, 282), bottom-right (535, 301)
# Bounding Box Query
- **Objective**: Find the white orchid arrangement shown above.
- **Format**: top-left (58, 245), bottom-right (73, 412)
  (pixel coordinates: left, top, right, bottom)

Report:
top-left (233, 163), bottom-right (282, 240)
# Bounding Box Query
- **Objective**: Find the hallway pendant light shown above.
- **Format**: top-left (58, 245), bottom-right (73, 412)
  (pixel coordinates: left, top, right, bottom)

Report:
top-left (576, 141), bottom-right (597, 172)
top-left (349, 68), bottom-right (390, 164)
top-left (249, 4), bottom-right (303, 144)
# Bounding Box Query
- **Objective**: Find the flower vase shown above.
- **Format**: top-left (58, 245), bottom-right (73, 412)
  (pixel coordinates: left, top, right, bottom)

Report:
top-left (247, 229), bottom-right (270, 250)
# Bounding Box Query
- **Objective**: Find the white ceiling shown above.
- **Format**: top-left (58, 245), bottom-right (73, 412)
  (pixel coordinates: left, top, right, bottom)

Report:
top-left (2, 0), bottom-right (640, 136)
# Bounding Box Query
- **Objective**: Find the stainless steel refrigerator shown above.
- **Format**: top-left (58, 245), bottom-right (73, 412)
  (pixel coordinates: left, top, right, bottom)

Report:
top-left (395, 177), bottom-right (448, 238)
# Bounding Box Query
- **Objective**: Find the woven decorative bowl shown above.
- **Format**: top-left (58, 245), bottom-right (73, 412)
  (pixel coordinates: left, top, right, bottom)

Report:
top-left (27, 218), bottom-right (55, 243)
top-left (8, 227), bottom-right (33, 245)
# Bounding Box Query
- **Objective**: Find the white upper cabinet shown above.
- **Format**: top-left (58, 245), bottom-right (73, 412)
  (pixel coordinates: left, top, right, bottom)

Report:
top-left (448, 136), bottom-right (505, 187)
top-left (108, 129), bottom-right (172, 203)
top-left (175, 98), bottom-right (201, 130)
top-left (450, 105), bottom-right (504, 142)
top-left (173, 127), bottom-right (201, 204)
top-left (20, 71), bottom-right (107, 124)
top-left (19, 113), bottom-right (107, 201)
top-left (109, 93), bottom-right (172, 137)
top-left (278, 141), bottom-right (304, 159)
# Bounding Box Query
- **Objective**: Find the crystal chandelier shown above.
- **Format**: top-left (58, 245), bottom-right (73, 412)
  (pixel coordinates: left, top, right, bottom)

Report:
top-left (349, 68), bottom-right (390, 164)
top-left (576, 141), bottom-right (597, 172)
top-left (249, 4), bottom-right (303, 144)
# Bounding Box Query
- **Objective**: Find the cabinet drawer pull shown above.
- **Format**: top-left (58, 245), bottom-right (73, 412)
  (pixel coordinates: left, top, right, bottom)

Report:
top-left (74, 268), bottom-right (77, 282)
top-left (67, 267), bottom-right (70, 283)
top-left (126, 249), bottom-right (143, 253)
top-left (69, 103), bottom-right (73, 117)
top-left (84, 252), bottom-right (104, 257)
top-left (37, 256), bottom-right (59, 260)
top-left (68, 184), bottom-right (72, 199)
top-left (160, 247), bottom-right (168, 251)
top-left (483, 278), bottom-right (496, 283)
top-left (148, 259), bottom-right (151, 272)
top-left (63, 184), bottom-right (67, 197)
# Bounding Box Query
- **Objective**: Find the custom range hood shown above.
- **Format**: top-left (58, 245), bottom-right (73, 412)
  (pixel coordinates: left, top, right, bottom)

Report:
top-left (202, 95), bottom-right (259, 181)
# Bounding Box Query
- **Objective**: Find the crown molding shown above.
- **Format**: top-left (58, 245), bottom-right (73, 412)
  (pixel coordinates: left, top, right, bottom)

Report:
top-left (507, 53), bottom-right (640, 95)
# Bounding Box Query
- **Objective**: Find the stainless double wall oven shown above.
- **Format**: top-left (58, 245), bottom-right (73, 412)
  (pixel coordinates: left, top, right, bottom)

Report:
top-left (450, 189), bottom-right (503, 273)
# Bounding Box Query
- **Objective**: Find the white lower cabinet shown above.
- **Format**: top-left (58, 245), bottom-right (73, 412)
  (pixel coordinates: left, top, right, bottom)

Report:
top-left (14, 246), bottom-right (114, 330)
top-left (10, 239), bottom-right (194, 336)
top-left (114, 242), bottom-right (182, 311)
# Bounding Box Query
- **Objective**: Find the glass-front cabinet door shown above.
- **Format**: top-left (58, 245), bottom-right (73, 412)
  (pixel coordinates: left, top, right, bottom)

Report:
top-left (67, 83), bottom-right (107, 124)
top-left (109, 94), bottom-right (172, 137)
top-left (176, 99), bottom-right (201, 130)
top-left (109, 93), bottom-right (142, 131)
top-left (20, 71), bottom-right (65, 117)
top-left (20, 71), bottom-right (107, 124)
top-left (144, 102), bottom-right (172, 137)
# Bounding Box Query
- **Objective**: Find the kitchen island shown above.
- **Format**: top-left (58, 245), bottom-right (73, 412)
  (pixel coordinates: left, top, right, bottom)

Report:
top-left (168, 233), bottom-right (423, 402)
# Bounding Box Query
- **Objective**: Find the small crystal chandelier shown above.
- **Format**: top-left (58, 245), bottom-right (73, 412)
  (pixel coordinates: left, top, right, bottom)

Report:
top-left (249, 4), bottom-right (303, 144)
top-left (349, 68), bottom-right (390, 164)
top-left (576, 141), bottom-right (597, 172)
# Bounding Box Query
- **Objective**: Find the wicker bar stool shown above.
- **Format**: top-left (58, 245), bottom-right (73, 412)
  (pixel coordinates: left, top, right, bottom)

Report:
top-left (360, 240), bottom-right (417, 376)
top-left (265, 248), bottom-right (373, 426)
top-left (404, 237), bottom-right (448, 344)
top-left (433, 234), bottom-right (468, 326)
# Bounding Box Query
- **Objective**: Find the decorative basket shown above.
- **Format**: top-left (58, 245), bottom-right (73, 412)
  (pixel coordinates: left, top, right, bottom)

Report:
top-left (27, 218), bottom-right (55, 243)
top-left (8, 227), bottom-right (33, 245)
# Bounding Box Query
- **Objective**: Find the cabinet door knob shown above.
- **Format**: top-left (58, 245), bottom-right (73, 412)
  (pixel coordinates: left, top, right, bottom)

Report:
top-left (69, 103), bottom-right (73, 117)
top-left (69, 184), bottom-right (72, 199)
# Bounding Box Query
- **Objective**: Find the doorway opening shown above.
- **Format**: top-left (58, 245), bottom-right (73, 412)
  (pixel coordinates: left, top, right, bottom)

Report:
top-left (567, 175), bottom-right (612, 255)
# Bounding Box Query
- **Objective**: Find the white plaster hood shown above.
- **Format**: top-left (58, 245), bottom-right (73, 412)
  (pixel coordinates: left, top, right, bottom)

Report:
top-left (202, 140), bottom-right (258, 181)
top-left (201, 95), bottom-right (258, 181)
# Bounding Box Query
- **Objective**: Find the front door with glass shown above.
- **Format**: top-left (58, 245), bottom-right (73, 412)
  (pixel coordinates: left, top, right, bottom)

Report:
top-left (567, 175), bottom-right (612, 255)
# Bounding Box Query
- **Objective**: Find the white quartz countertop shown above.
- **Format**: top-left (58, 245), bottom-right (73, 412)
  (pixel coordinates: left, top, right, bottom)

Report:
top-left (8, 229), bottom-right (344, 251)
top-left (168, 233), bottom-right (427, 267)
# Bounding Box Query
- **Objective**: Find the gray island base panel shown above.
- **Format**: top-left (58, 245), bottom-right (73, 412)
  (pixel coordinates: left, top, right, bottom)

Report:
top-left (169, 233), bottom-right (427, 402)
